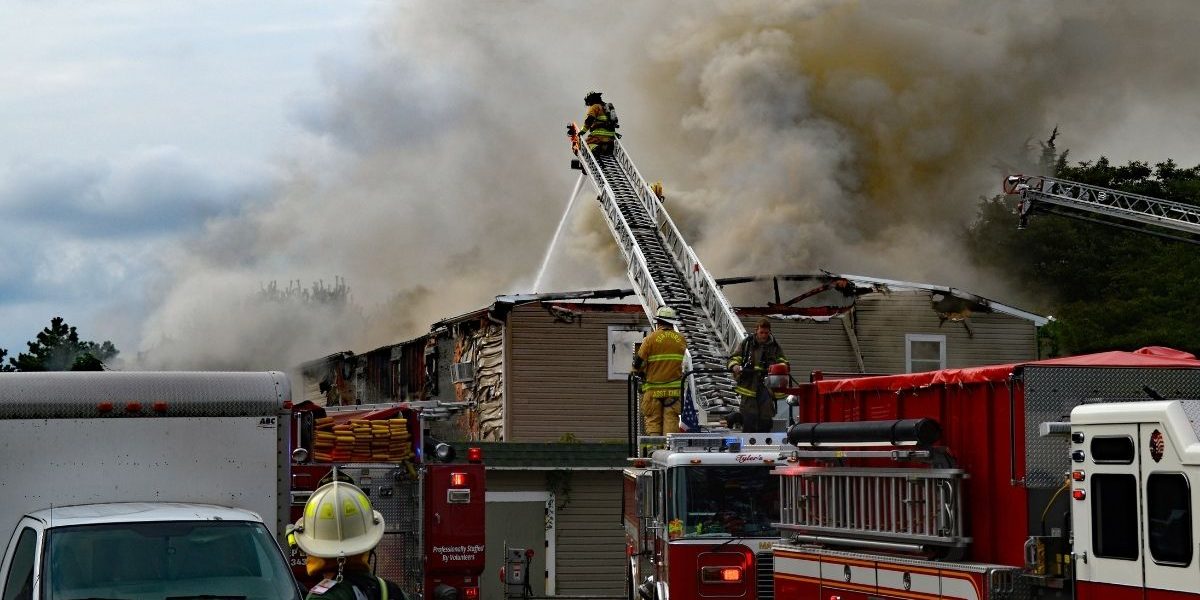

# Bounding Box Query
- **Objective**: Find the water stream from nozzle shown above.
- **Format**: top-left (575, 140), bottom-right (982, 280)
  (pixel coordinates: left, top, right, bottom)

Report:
top-left (532, 173), bottom-right (586, 292)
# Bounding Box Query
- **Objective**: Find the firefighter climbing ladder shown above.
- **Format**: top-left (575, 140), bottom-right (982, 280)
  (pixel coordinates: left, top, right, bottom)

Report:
top-left (1005, 174), bottom-right (1200, 243)
top-left (572, 138), bottom-right (744, 411)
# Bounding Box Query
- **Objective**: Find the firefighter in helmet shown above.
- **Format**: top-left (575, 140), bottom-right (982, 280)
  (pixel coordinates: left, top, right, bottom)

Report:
top-left (292, 480), bottom-right (409, 600)
top-left (728, 317), bottom-right (789, 433)
top-left (577, 91), bottom-right (618, 155)
top-left (633, 306), bottom-right (687, 435)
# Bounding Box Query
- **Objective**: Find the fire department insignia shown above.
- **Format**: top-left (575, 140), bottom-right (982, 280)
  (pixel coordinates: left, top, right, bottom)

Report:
top-left (1150, 429), bottom-right (1165, 463)
top-left (843, 565), bottom-right (851, 582)
top-left (903, 572), bottom-right (912, 591)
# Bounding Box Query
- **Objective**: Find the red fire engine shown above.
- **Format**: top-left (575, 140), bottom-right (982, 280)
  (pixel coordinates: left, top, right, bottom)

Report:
top-left (771, 347), bottom-right (1200, 600)
top-left (289, 402), bottom-right (485, 600)
top-left (624, 433), bottom-right (786, 600)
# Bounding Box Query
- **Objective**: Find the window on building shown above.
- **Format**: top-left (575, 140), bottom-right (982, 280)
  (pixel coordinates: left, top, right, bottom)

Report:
top-left (1147, 473), bottom-right (1192, 566)
top-left (609, 326), bottom-right (651, 381)
top-left (1092, 473), bottom-right (1139, 560)
top-left (905, 334), bottom-right (946, 373)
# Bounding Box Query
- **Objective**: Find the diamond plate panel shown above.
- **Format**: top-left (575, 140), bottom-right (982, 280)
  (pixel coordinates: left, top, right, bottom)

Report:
top-left (0, 372), bottom-right (287, 418)
top-left (338, 464), bottom-right (423, 598)
top-left (1023, 366), bottom-right (1200, 488)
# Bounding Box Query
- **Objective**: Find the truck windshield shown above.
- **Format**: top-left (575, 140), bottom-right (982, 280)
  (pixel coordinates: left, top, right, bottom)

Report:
top-left (669, 465), bottom-right (779, 538)
top-left (42, 521), bottom-right (301, 600)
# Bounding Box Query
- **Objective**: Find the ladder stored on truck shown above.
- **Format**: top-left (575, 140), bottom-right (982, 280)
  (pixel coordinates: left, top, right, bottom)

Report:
top-left (1005, 174), bottom-right (1200, 244)
top-left (570, 132), bottom-right (744, 413)
top-left (775, 465), bottom-right (969, 555)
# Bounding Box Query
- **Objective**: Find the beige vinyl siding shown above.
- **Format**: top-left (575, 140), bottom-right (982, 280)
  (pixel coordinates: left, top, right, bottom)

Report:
top-left (853, 292), bottom-right (1038, 373)
top-left (507, 304), bottom-right (648, 443)
top-left (554, 471), bottom-right (625, 595)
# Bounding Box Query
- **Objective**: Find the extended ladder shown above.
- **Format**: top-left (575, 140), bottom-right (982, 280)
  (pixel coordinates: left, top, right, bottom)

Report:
top-left (572, 138), bottom-right (744, 410)
top-left (1005, 174), bottom-right (1200, 243)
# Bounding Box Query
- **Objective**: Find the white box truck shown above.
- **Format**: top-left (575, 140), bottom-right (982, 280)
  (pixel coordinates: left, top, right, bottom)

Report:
top-left (0, 371), bottom-right (302, 600)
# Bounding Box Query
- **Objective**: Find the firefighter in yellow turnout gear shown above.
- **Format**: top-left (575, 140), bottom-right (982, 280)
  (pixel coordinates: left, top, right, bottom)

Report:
top-left (634, 306), bottom-right (687, 435)
top-left (578, 91), bottom-right (618, 154)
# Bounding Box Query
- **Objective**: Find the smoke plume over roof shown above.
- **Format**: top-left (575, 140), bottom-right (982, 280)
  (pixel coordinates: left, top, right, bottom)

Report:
top-left (136, 0), bottom-right (1200, 369)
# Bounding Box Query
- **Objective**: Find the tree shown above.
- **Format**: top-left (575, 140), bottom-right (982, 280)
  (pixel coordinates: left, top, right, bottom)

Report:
top-left (9, 317), bottom-right (119, 371)
top-left (0, 348), bottom-right (13, 372)
top-left (966, 135), bottom-right (1200, 356)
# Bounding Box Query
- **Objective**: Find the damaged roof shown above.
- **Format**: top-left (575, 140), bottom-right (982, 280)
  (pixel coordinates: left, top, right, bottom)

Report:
top-left (431, 272), bottom-right (1050, 329)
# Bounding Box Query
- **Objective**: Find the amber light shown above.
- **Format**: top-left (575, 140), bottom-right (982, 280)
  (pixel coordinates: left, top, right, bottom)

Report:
top-left (700, 566), bottom-right (743, 583)
top-left (450, 472), bottom-right (469, 488)
top-left (468, 447), bottom-right (483, 463)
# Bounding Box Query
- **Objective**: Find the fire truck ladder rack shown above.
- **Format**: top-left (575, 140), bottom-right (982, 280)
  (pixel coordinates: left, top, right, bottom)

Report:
top-left (575, 140), bottom-right (744, 410)
top-left (1006, 174), bottom-right (1200, 244)
top-left (775, 466), bottom-right (970, 554)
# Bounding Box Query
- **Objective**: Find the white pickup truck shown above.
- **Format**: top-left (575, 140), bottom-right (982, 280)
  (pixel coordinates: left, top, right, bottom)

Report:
top-left (0, 371), bottom-right (302, 600)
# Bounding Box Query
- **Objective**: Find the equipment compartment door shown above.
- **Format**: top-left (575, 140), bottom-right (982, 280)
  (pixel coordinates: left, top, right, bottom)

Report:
top-left (1072, 423), bottom-right (1144, 600)
top-left (1139, 422), bottom-right (1195, 600)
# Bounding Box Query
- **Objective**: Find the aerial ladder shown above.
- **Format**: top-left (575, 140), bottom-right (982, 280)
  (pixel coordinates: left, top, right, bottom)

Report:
top-left (567, 124), bottom-right (744, 419)
top-left (1004, 174), bottom-right (1200, 244)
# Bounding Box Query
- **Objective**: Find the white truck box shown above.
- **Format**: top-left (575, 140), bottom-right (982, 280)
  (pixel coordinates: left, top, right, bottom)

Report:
top-left (0, 371), bottom-right (299, 600)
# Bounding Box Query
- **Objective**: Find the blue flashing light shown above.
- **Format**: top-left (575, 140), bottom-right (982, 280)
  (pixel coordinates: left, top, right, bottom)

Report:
top-left (723, 437), bottom-right (741, 452)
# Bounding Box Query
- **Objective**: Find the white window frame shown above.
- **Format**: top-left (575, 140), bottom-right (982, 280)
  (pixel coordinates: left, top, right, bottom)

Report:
top-left (905, 334), bottom-right (947, 373)
top-left (607, 326), bottom-right (651, 381)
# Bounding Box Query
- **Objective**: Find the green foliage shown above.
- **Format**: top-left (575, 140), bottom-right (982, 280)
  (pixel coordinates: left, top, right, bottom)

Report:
top-left (967, 137), bottom-right (1200, 357)
top-left (9, 317), bottom-right (119, 371)
top-left (0, 349), bottom-right (13, 372)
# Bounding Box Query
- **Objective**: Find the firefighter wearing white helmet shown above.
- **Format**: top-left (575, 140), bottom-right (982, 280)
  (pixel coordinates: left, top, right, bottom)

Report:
top-left (633, 306), bottom-right (688, 435)
top-left (293, 480), bottom-right (409, 600)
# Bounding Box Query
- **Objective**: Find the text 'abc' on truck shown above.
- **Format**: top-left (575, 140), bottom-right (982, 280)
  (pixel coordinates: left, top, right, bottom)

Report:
top-left (0, 371), bottom-right (486, 600)
top-left (626, 347), bottom-right (1200, 600)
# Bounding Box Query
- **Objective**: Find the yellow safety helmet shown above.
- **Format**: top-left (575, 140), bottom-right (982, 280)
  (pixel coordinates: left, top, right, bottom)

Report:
top-left (292, 481), bottom-right (385, 558)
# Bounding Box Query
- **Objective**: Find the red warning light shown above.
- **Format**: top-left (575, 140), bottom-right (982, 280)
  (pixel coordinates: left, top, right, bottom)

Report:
top-left (467, 447), bottom-right (483, 463)
top-left (450, 472), bottom-right (469, 488)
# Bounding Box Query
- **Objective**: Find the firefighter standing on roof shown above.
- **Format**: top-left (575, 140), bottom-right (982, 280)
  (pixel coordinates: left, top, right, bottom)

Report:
top-left (729, 318), bottom-right (788, 433)
top-left (578, 91), bottom-right (617, 154)
top-left (292, 481), bottom-right (410, 600)
top-left (634, 307), bottom-right (687, 435)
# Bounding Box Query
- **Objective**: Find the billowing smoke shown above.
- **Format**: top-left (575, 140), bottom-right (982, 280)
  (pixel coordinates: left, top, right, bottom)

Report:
top-left (136, 0), bottom-right (1200, 369)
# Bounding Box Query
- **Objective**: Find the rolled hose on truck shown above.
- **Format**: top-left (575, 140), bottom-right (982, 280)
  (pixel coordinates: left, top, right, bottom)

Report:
top-left (786, 418), bottom-right (942, 448)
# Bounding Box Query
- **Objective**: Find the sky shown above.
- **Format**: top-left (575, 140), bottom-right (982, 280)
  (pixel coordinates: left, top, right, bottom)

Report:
top-left (2, 1), bottom-right (1200, 370)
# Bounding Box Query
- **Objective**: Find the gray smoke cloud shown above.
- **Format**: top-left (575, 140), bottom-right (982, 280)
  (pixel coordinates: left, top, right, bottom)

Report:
top-left (136, 0), bottom-right (1200, 369)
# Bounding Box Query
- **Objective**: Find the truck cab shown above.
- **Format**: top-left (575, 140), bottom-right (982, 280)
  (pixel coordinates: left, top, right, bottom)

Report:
top-left (1071, 400), bottom-right (1200, 600)
top-left (625, 433), bottom-right (787, 600)
top-left (2, 504), bottom-right (299, 600)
